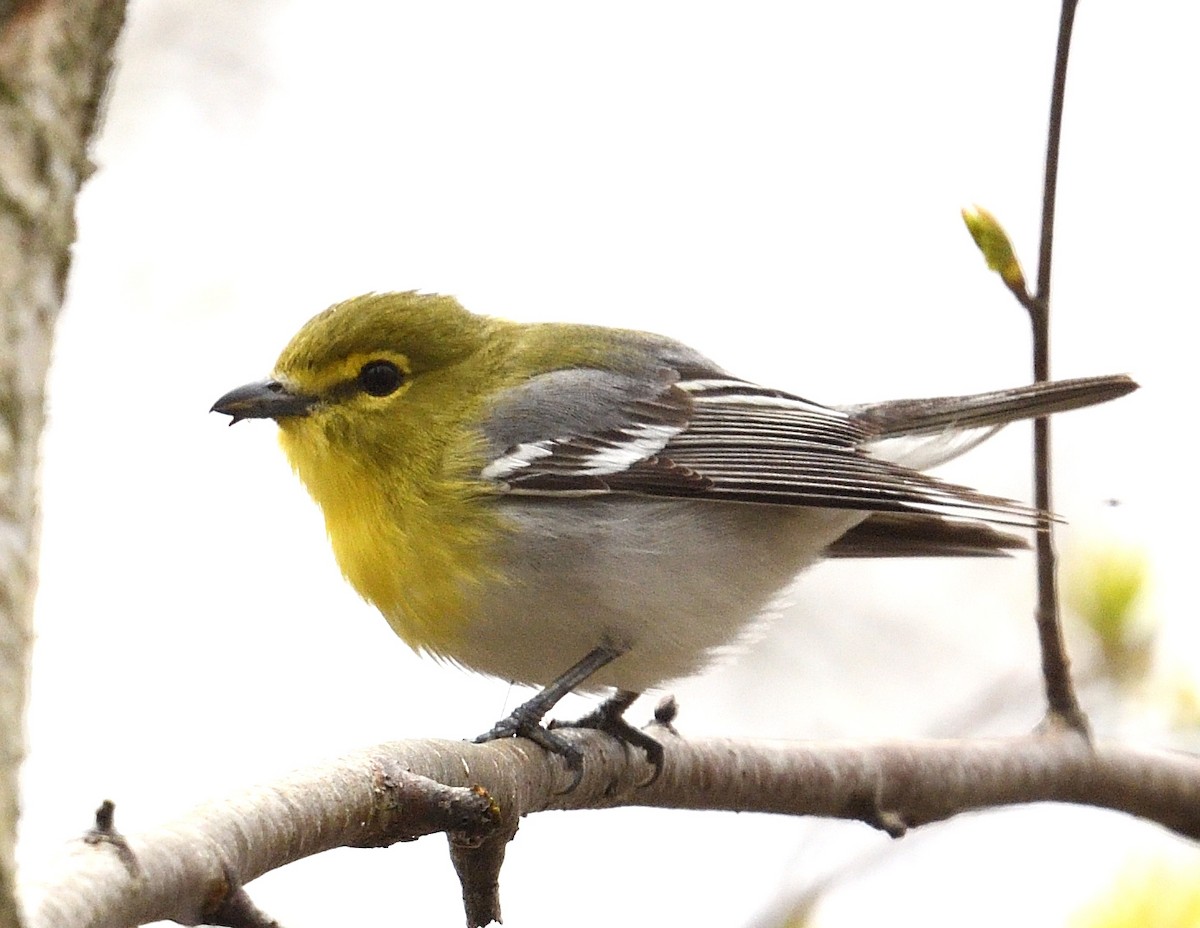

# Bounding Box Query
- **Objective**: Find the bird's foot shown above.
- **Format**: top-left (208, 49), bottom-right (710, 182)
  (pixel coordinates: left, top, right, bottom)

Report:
top-left (549, 690), bottom-right (664, 785)
top-left (471, 645), bottom-right (647, 791)
top-left (474, 703), bottom-right (585, 785)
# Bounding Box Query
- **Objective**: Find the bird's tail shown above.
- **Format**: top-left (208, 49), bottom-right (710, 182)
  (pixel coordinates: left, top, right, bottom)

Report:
top-left (848, 374), bottom-right (1136, 472)
top-left (848, 374), bottom-right (1137, 438)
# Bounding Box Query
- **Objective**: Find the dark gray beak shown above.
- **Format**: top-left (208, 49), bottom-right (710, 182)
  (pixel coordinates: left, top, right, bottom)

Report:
top-left (211, 379), bottom-right (316, 424)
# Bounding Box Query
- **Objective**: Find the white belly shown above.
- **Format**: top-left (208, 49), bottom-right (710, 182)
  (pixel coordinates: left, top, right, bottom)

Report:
top-left (444, 496), bottom-right (867, 692)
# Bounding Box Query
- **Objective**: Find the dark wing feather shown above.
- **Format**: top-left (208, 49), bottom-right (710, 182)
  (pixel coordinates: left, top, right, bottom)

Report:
top-left (825, 513), bottom-right (1028, 558)
top-left (484, 373), bottom-right (1045, 527)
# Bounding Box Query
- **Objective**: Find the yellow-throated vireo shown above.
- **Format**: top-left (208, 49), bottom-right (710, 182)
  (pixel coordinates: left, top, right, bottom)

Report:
top-left (213, 291), bottom-right (1135, 778)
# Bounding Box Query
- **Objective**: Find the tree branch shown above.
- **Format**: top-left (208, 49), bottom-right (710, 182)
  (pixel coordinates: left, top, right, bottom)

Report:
top-left (22, 730), bottom-right (1200, 928)
top-left (1028, 0), bottom-right (1085, 732)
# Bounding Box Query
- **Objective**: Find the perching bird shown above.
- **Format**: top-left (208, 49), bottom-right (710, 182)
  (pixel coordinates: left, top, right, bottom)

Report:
top-left (212, 291), bottom-right (1135, 777)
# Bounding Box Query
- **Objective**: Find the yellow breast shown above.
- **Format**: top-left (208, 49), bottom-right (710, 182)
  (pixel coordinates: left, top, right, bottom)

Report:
top-left (277, 417), bottom-right (500, 657)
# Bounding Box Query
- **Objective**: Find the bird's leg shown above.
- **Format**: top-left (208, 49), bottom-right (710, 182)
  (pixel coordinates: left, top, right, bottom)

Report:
top-left (475, 645), bottom-right (664, 788)
top-left (550, 689), bottom-right (664, 784)
top-left (474, 643), bottom-right (626, 781)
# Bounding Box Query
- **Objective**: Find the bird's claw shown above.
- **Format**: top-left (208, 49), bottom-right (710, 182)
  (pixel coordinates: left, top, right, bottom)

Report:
top-left (550, 712), bottom-right (664, 786)
top-left (475, 712), bottom-right (585, 791)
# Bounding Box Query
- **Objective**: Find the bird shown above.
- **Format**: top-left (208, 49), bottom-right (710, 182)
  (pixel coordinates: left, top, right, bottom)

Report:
top-left (212, 290), bottom-right (1136, 779)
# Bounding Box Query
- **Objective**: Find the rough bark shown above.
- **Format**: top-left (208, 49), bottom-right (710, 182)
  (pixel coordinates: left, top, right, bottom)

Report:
top-left (20, 732), bottom-right (1200, 928)
top-left (0, 3), bottom-right (126, 924)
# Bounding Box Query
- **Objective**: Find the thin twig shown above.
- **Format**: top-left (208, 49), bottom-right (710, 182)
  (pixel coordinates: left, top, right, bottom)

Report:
top-left (1028, 0), bottom-right (1088, 734)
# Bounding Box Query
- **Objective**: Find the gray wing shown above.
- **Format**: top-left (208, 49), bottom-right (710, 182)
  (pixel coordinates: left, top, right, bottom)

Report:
top-left (479, 366), bottom-right (1045, 527)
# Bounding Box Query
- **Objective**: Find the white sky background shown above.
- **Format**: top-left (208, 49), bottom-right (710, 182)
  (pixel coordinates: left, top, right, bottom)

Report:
top-left (18, 2), bottom-right (1200, 926)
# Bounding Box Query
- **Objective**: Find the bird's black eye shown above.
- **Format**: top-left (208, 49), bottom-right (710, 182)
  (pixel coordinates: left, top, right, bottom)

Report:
top-left (358, 360), bottom-right (404, 397)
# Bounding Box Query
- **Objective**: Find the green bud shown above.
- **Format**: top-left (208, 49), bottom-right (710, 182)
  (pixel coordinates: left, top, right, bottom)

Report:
top-left (962, 205), bottom-right (1028, 294)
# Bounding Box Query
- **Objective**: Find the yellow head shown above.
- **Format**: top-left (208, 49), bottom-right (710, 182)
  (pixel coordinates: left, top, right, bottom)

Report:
top-left (212, 292), bottom-right (512, 654)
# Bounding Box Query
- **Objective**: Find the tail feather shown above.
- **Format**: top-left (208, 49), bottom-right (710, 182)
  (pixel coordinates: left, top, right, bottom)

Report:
top-left (846, 374), bottom-right (1137, 439)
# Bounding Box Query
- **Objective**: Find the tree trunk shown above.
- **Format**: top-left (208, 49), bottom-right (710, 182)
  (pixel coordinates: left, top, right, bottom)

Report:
top-left (0, 3), bottom-right (126, 924)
